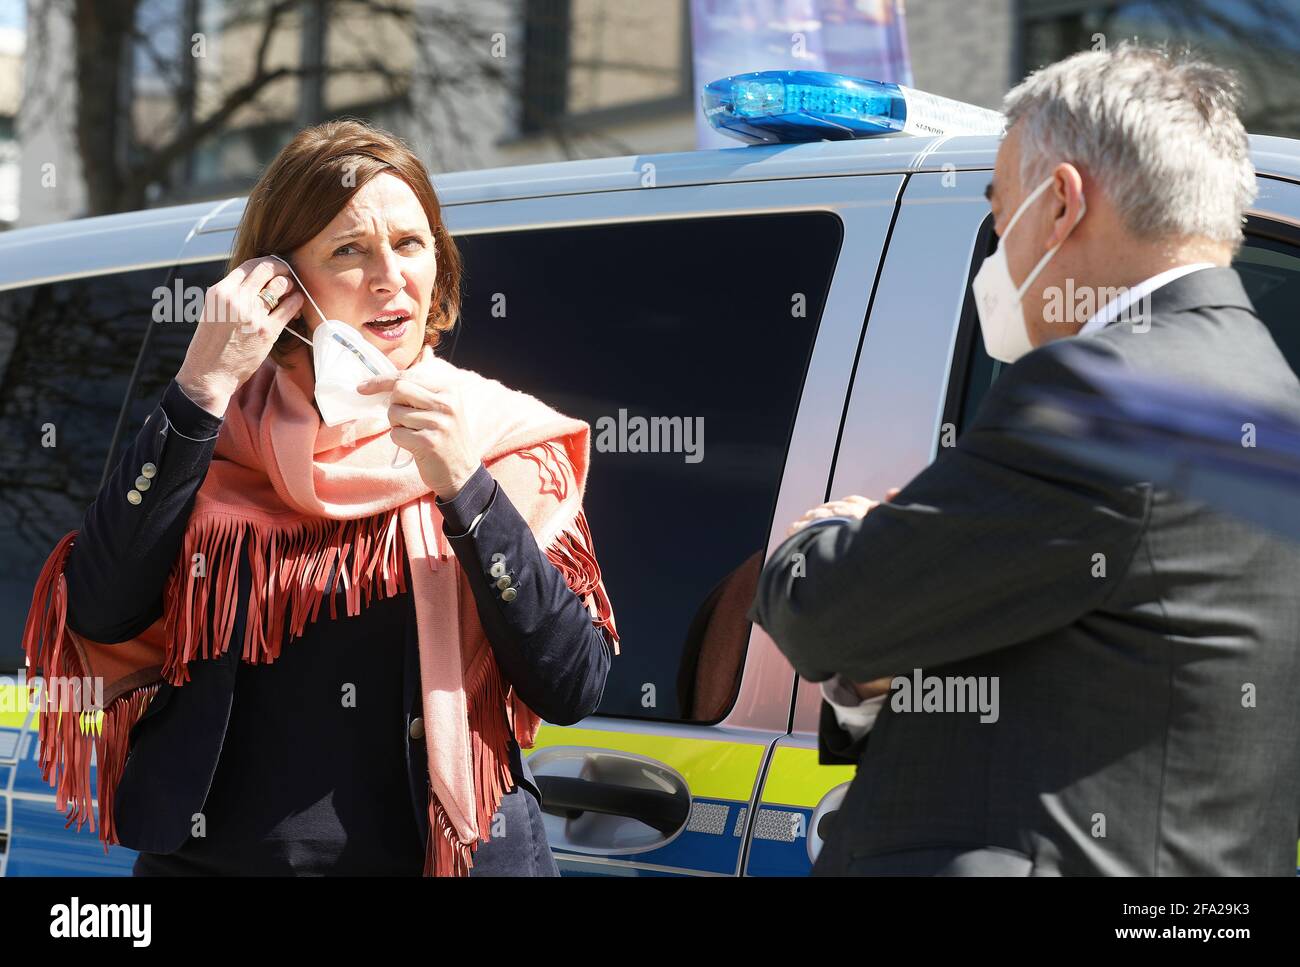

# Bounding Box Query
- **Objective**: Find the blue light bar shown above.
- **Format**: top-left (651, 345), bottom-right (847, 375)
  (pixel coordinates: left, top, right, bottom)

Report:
top-left (702, 70), bottom-right (1006, 145)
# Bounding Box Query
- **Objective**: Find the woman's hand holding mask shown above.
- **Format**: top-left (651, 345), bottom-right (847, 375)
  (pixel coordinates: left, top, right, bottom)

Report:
top-left (176, 257), bottom-right (306, 418)
top-left (358, 363), bottom-right (482, 499)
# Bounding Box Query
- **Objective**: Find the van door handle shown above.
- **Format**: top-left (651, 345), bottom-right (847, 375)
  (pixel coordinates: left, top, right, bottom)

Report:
top-left (526, 746), bottom-right (692, 852)
top-left (536, 775), bottom-right (687, 837)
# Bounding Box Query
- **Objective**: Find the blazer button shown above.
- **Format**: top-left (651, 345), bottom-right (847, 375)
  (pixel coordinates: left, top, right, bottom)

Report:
top-left (408, 716), bottom-right (425, 741)
top-left (141, 462), bottom-right (157, 478)
top-left (135, 475), bottom-right (151, 491)
top-left (495, 574), bottom-right (512, 590)
top-left (489, 561), bottom-right (506, 578)
top-left (501, 587), bottom-right (517, 602)
top-left (127, 489), bottom-right (143, 505)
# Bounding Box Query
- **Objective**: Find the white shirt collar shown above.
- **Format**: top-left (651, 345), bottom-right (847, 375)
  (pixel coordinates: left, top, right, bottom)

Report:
top-left (1076, 263), bottom-right (1218, 337)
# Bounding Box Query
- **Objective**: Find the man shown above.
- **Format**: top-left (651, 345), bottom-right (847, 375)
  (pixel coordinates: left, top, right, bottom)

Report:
top-left (748, 45), bottom-right (1300, 876)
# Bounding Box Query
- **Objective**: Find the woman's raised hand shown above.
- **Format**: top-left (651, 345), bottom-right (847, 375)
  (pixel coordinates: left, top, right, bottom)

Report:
top-left (175, 257), bottom-right (306, 417)
top-left (357, 359), bottom-right (483, 499)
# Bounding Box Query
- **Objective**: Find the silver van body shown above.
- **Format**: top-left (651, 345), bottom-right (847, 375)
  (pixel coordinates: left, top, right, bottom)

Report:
top-left (2, 133), bottom-right (1298, 877)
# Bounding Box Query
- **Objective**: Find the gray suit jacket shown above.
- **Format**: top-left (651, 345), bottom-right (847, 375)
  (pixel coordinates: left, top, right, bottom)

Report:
top-left (749, 267), bottom-right (1300, 876)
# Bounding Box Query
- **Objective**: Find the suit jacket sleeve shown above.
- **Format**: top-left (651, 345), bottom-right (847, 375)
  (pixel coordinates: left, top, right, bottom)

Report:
top-left (437, 463), bottom-right (613, 726)
top-left (65, 379), bottom-right (224, 643)
top-left (747, 335), bottom-right (1152, 685)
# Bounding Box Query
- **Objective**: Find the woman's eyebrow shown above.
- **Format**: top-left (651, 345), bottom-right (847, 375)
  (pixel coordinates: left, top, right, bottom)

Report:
top-left (327, 226), bottom-right (427, 243)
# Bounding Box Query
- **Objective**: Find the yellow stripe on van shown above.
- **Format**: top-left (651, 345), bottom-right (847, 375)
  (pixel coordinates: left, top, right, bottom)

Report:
top-left (529, 725), bottom-right (763, 802)
top-left (0, 683), bottom-right (32, 728)
top-left (758, 745), bottom-right (853, 808)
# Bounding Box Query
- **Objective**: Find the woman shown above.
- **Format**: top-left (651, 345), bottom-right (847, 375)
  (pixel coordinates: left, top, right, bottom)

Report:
top-left (20, 119), bottom-right (619, 877)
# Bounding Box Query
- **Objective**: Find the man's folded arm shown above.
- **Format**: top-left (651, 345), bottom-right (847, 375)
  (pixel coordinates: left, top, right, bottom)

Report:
top-left (748, 337), bottom-right (1151, 684)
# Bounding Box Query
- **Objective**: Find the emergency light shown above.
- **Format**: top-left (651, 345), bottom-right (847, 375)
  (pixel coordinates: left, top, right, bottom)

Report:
top-left (703, 70), bottom-right (1006, 145)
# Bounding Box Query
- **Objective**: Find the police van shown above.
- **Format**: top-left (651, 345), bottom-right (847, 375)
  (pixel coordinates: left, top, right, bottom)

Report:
top-left (2, 73), bottom-right (1299, 877)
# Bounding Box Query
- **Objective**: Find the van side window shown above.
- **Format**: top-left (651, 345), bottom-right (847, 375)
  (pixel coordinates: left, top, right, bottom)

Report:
top-left (948, 219), bottom-right (1300, 436)
top-left (138, 214), bottom-right (843, 725)
top-left (451, 212), bottom-right (843, 723)
top-left (1235, 229), bottom-right (1300, 369)
top-left (123, 262), bottom-right (225, 428)
top-left (0, 269), bottom-right (169, 670)
top-left (946, 213), bottom-right (999, 436)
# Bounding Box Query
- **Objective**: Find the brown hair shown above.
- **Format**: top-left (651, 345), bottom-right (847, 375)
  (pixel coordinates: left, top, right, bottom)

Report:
top-left (228, 118), bottom-right (463, 365)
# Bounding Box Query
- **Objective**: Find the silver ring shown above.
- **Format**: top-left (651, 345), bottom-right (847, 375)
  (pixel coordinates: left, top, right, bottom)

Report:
top-left (258, 288), bottom-right (280, 311)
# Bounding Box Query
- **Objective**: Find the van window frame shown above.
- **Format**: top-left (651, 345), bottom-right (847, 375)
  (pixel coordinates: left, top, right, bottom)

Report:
top-left (939, 211), bottom-right (997, 441)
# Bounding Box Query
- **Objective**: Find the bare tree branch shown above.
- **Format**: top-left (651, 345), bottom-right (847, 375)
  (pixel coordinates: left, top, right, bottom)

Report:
top-left (24, 0), bottom-right (688, 214)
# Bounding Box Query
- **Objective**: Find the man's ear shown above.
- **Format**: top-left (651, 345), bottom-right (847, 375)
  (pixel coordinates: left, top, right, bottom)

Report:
top-left (1049, 163), bottom-right (1086, 245)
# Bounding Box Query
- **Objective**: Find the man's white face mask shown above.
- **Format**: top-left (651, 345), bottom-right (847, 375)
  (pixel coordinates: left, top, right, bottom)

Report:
top-left (972, 175), bottom-right (1086, 363)
top-left (268, 254), bottom-right (398, 427)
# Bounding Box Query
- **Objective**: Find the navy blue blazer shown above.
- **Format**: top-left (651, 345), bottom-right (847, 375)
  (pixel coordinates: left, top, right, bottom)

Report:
top-left (63, 377), bottom-right (613, 872)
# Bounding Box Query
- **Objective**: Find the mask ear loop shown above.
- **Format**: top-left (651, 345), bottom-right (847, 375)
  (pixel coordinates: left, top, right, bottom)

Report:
top-left (266, 254), bottom-right (325, 347)
top-left (283, 327), bottom-right (312, 348)
top-left (1006, 179), bottom-right (1087, 301)
top-left (264, 254), bottom-right (415, 470)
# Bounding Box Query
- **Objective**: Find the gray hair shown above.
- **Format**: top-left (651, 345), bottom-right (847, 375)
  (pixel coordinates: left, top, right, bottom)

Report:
top-left (1003, 44), bottom-right (1257, 247)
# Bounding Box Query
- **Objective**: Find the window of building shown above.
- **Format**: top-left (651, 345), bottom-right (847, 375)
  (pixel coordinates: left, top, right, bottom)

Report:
top-left (1018, 0), bottom-right (1300, 139)
top-left (521, 0), bottom-right (692, 135)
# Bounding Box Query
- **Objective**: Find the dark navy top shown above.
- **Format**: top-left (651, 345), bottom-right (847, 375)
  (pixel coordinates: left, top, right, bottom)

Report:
top-left (130, 587), bottom-right (425, 875)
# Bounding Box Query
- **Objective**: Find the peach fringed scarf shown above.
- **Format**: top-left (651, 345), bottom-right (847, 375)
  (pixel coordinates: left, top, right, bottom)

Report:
top-left (21, 343), bottom-right (619, 876)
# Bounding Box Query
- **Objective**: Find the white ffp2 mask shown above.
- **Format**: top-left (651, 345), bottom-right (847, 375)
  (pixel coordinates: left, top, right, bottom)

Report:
top-left (266, 255), bottom-right (413, 469)
top-left (971, 175), bottom-right (1086, 363)
top-left (267, 254), bottom-right (397, 427)
top-left (305, 318), bottom-right (398, 428)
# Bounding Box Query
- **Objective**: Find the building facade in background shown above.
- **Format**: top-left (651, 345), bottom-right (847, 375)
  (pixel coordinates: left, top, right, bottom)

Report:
top-left (0, 0), bottom-right (22, 228)
top-left (8, 0), bottom-right (1300, 228)
top-left (15, 0), bottom-right (696, 226)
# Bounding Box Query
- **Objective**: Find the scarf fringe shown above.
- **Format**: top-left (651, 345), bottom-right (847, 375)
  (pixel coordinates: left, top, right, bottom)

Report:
top-left (20, 530), bottom-right (162, 851)
top-left (543, 508), bottom-right (621, 657)
top-left (21, 501), bottom-right (619, 873)
top-left (424, 644), bottom-right (516, 876)
top-left (163, 508), bottom-right (411, 681)
top-left (420, 508), bottom-right (621, 875)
